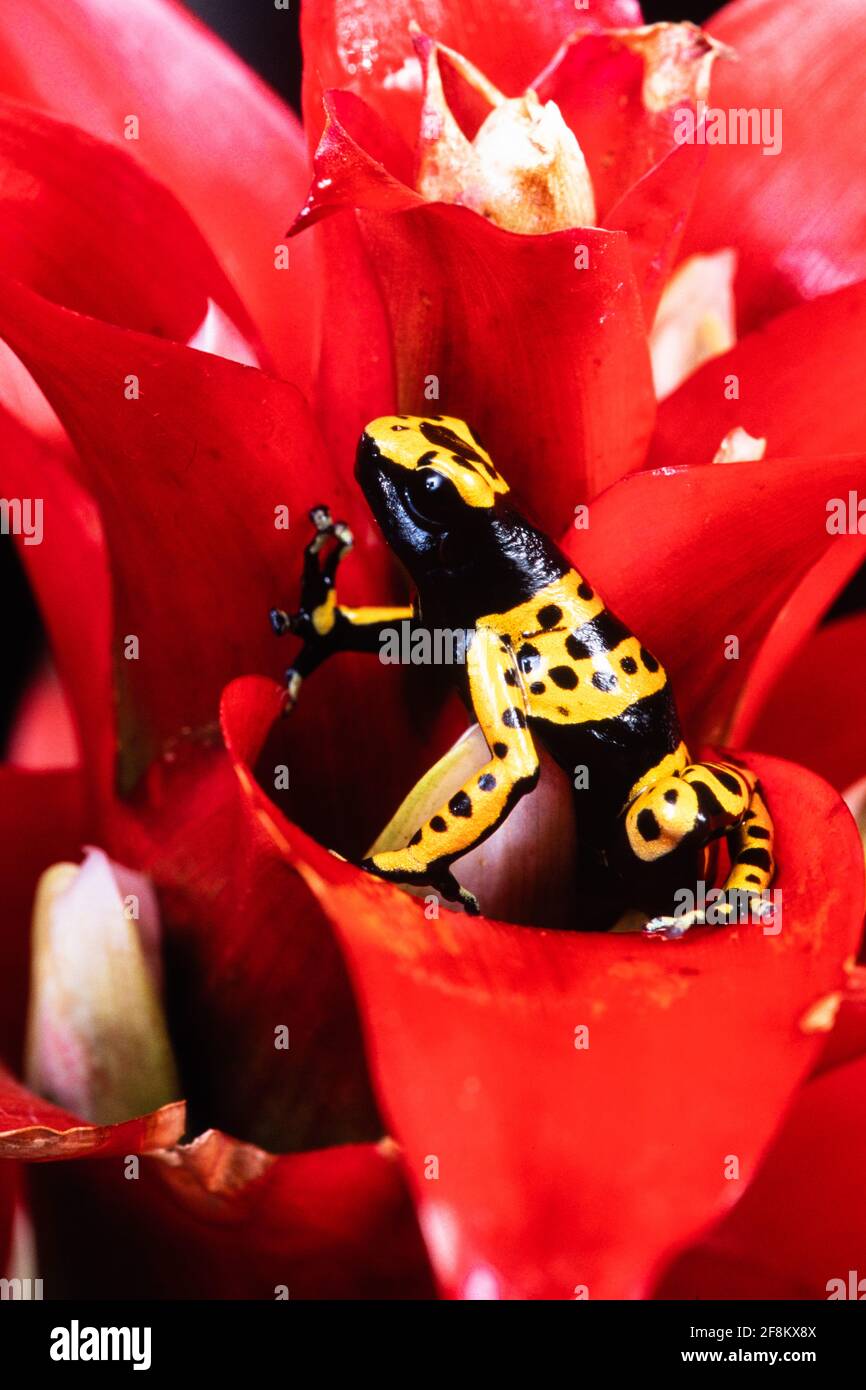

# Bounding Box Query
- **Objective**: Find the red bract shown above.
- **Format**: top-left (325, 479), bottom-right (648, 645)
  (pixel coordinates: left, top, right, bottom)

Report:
top-left (26, 1134), bottom-right (433, 1301)
top-left (222, 683), bottom-right (863, 1298)
top-left (0, 1064), bottom-right (184, 1159)
top-left (0, 273), bottom-right (336, 801)
top-left (0, 0), bottom-right (865, 1301)
top-left (300, 0), bottom-right (643, 151)
top-left (290, 18), bottom-right (728, 523)
top-left (682, 0), bottom-right (866, 330)
top-left (749, 614), bottom-right (866, 796)
top-left (568, 454), bottom-right (866, 748)
top-left (649, 280), bottom-right (866, 467)
top-left (299, 134), bottom-right (655, 531)
top-left (0, 0), bottom-right (317, 389)
top-left (654, 1049), bottom-right (866, 1300)
top-left (0, 97), bottom-right (257, 351)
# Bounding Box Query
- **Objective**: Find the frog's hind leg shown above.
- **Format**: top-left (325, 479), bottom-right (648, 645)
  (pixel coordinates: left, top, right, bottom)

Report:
top-left (644, 767), bottom-right (778, 939)
top-left (361, 627), bottom-right (540, 912)
top-left (716, 780), bottom-right (775, 924)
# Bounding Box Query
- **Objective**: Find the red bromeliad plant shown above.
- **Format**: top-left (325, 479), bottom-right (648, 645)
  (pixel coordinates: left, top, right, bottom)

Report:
top-left (0, 0), bottom-right (865, 1300)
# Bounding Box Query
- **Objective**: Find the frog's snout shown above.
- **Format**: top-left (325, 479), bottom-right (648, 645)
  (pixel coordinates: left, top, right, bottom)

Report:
top-left (355, 429), bottom-right (383, 485)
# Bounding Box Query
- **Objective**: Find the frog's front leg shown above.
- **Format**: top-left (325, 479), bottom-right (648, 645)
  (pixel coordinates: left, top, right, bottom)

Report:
top-left (619, 759), bottom-right (775, 939)
top-left (361, 626), bottom-right (540, 913)
top-left (270, 505), bottom-right (412, 710)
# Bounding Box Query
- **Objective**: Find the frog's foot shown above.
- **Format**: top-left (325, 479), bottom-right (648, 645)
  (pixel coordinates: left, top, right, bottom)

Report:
top-left (360, 853), bottom-right (480, 916)
top-left (643, 909), bottom-right (704, 941)
top-left (456, 885), bottom-right (481, 916)
top-left (432, 867), bottom-right (481, 916)
top-left (269, 604), bottom-right (318, 639)
top-left (269, 607), bottom-right (292, 636)
top-left (644, 890), bottom-right (775, 940)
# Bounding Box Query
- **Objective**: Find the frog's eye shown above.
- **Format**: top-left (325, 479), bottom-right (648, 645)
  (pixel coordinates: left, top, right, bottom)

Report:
top-left (407, 468), bottom-right (461, 526)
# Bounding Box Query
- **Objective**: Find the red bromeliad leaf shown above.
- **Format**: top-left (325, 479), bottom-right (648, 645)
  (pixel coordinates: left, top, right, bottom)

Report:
top-left (0, 1068), bottom-right (184, 1160)
top-left (0, 0), bottom-right (317, 387)
top-left (0, 293), bottom-right (464, 852)
top-left (648, 280), bottom-right (866, 468)
top-left (727, 543), bottom-right (866, 750)
top-left (111, 736), bottom-right (383, 1154)
top-left (292, 101), bottom-right (399, 475)
top-left (297, 17), bottom-right (718, 404)
top-left (0, 96), bottom-right (258, 351)
top-left (0, 273), bottom-right (463, 852)
top-left (748, 613), bottom-right (866, 795)
top-left (0, 407), bottom-right (114, 805)
top-left (311, 210), bottom-right (398, 486)
top-left (296, 91), bottom-right (420, 223)
top-left (641, 285), bottom-right (866, 749)
top-left (812, 966), bottom-right (866, 1080)
top-left (565, 455), bottom-right (866, 748)
top-left (292, 92), bottom-right (656, 528)
top-left (359, 208), bottom-right (655, 528)
top-left (654, 1053), bottom-right (866, 1300)
top-left (0, 739), bottom-right (425, 1297)
top-left (222, 677), bottom-right (864, 1299)
top-left (0, 275), bottom-right (406, 804)
top-left (28, 1131), bottom-right (433, 1299)
top-left (683, 0), bottom-right (866, 331)
top-left (0, 767), bottom-right (86, 1071)
top-left (292, 94), bottom-right (400, 474)
top-left (534, 23), bottom-right (719, 313)
top-left (605, 135), bottom-right (709, 323)
top-left (301, 0), bottom-right (643, 147)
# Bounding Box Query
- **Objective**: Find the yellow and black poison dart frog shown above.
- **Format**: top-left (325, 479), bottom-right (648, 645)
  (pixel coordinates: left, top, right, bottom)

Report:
top-left (270, 416), bottom-right (775, 938)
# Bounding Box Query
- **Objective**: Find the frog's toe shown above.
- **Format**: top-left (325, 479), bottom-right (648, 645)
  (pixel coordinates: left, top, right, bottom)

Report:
top-left (752, 896), bottom-right (776, 926)
top-left (274, 606), bottom-right (310, 639)
top-left (269, 607), bottom-right (291, 636)
top-left (457, 884), bottom-right (480, 915)
top-left (644, 912), bottom-right (700, 940)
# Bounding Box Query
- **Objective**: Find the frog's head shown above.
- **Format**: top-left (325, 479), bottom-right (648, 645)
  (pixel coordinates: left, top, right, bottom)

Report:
top-left (355, 414), bottom-right (509, 578)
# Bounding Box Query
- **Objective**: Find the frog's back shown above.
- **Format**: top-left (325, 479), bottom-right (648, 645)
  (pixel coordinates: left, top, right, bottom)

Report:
top-left (477, 566), bottom-right (685, 830)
